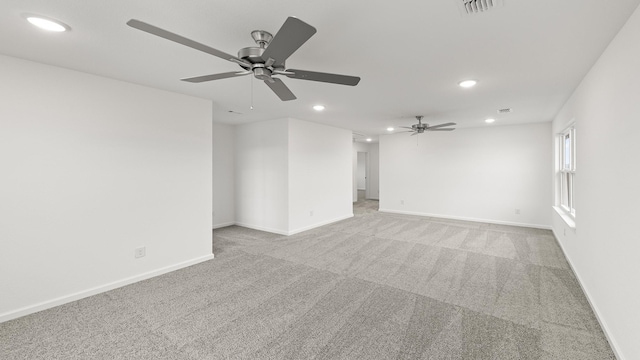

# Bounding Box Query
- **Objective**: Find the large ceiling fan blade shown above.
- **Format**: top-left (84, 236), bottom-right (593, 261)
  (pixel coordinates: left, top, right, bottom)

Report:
top-left (261, 17), bottom-right (317, 66)
top-left (285, 69), bottom-right (360, 86)
top-left (410, 132), bottom-right (418, 136)
top-left (428, 122), bottom-right (457, 129)
top-left (399, 126), bottom-right (415, 129)
top-left (181, 71), bottom-right (250, 83)
top-left (427, 128), bottom-right (456, 131)
top-left (127, 19), bottom-right (246, 65)
top-left (264, 78), bottom-right (297, 101)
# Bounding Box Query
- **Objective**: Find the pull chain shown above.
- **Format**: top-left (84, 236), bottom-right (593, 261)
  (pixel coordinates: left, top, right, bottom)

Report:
top-left (250, 75), bottom-right (254, 110)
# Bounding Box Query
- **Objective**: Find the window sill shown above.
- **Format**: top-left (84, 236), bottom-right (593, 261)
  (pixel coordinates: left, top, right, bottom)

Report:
top-left (553, 206), bottom-right (576, 229)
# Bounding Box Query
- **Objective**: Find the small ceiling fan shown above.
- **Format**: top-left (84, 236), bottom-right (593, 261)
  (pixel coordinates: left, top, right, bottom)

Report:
top-left (400, 116), bottom-right (456, 135)
top-left (126, 17), bottom-right (360, 101)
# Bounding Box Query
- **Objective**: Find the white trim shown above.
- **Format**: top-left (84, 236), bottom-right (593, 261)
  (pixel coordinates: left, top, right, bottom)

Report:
top-left (233, 222), bottom-right (290, 235)
top-left (553, 206), bottom-right (576, 229)
top-left (287, 214), bottom-right (354, 235)
top-left (0, 254), bottom-right (214, 324)
top-left (550, 230), bottom-right (622, 360)
top-left (236, 214), bottom-right (355, 236)
top-left (213, 221), bottom-right (235, 230)
top-left (379, 208), bottom-right (551, 230)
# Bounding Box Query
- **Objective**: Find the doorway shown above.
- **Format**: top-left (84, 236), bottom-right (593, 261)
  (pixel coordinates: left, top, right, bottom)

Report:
top-left (357, 152), bottom-right (367, 201)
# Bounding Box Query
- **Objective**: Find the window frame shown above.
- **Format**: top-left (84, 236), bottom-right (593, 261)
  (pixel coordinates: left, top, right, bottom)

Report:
top-left (558, 126), bottom-right (576, 217)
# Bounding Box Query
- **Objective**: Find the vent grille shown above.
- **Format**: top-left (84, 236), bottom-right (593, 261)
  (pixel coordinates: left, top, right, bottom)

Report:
top-left (458, 0), bottom-right (503, 15)
top-left (497, 108), bottom-right (512, 114)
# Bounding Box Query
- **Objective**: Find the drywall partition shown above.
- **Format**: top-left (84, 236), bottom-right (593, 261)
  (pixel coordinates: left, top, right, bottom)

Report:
top-left (288, 119), bottom-right (353, 234)
top-left (235, 118), bottom-right (289, 234)
top-left (235, 118), bottom-right (352, 235)
top-left (213, 123), bottom-right (235, 228)
top-left (0, 55), bottom-right (213, 322)
top-left (379, 123), bottom-right (551, 228)
top-left (551, 5), bottom-right (640, 359)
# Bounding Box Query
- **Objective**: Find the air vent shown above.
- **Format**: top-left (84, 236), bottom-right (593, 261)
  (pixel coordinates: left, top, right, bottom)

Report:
top-left (457, 0), bottom-right (504, 15)
top-left (497, 108), bottom-right (512, 114)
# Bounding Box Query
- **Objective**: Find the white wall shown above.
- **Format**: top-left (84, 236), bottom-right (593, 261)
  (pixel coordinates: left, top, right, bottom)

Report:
top-left (551, 5), bottom-right (640, 359)
top-left (0, 55), bottom-right (213, 322)
top-left (213, 123), bottom-right (235, 228)
top-left (357, 153), bottom-right (367, 190)
top-left (235, 118), bottom-right (352, 235)
top-left (380, 123), bottom-right (552, 228)
top-left (289, 119), bottom-right (353, 234)
top-left (235, 118), bottom-right (289, 234)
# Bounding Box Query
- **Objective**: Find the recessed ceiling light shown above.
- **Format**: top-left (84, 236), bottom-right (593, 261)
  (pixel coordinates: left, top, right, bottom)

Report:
top-left (387, 127), bottom-right (394, 132)
top-left (313, 105), bottom-right (325, 111)
top-left (25, 16), bottom-right (69, 32)
top-left (366, 138), bottom-right (372, 142)
top-left (485, 118), bottom-right (496, 123)
top-left (459, 80), bottom-right (477, 88)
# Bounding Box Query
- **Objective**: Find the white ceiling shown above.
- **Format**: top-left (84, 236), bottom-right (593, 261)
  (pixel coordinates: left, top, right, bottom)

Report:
top-left (1, 0), bottom-right (639, 141)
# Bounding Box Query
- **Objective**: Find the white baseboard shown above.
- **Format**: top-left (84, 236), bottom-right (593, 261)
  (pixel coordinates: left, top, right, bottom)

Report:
top-left (234, 222), bottom-right (290, 235)
top-left (213, 221), bottom-right (235, 229)
top-left (551, 228), bottom-right (623, 360)
top-left (235, 214), bottom-right (354, 236)
top-left (287, 214), bottom-right (354, 235)
top-left (0, 253), bottom-right (214, 324)
top-left (378, 208), bottom-right (551, 230)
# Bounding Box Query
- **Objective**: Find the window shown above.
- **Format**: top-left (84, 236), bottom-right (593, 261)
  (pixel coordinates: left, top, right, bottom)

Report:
top-left (559, 126), bottom-right (576, 217)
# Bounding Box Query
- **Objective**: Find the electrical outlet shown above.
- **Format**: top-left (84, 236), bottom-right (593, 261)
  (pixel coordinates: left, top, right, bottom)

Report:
top-left (135, 247), bottom-right (146, 259)
top-left (400, 200), bottom-right (405, 205)
top-left (310, 210), bottom-right (314, 217)
top-left (515, 209), bottom-right (520, 215)
top-left (563, 228), bottom-right (566, 236)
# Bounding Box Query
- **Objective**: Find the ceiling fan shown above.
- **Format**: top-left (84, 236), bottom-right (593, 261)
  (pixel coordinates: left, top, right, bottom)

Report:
top-left (400, 116), bottom-right (456, 135)
top-left (126, 17), bottom-right (361, 101)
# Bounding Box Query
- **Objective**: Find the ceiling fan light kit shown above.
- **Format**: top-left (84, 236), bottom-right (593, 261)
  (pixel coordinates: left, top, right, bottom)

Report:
top-left (126, 17), bottom-right (360, 101)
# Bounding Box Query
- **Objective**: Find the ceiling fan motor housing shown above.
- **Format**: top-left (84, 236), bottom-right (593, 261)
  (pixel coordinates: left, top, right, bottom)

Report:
top-left (238, 41), bottom-right (285, 80)
top-left (237, 47), bottom-right (264, 66)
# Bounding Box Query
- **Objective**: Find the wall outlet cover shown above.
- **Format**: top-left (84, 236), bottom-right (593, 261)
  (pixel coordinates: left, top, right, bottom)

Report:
top-left (134, 247), bottom-right (146, 258)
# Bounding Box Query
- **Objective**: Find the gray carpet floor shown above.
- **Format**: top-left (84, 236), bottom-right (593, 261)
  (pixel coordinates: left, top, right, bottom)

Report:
top-left (0, 200), bottom-right (615, 359)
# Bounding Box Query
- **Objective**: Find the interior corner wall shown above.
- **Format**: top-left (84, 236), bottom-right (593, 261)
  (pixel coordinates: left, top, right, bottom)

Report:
top-left (288, 119), bottom-right (353, 234)
top-left (551, 5), bottom-right (640, 359)
top-left (0, 55), bottom-right (213, 322)
top-left (213, 123), bottom-right (235, 228)
top-left (234, 118), bottom-right (289, 234)
top-left (379, 123), bottom-right (552, 228)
